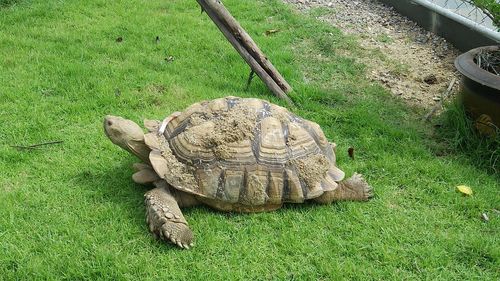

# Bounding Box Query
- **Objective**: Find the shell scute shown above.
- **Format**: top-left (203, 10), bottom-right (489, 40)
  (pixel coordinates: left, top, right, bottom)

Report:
top-left (239, 167), bottom-right (269, 205)
top-left (194, 166), bottom-right (221, 198)
top-left (284, 168), bottom-right (304, 203)
top-left (257, 116), bottom-right (287, 165)
top-left (222, 169), bottom-right (244, 203)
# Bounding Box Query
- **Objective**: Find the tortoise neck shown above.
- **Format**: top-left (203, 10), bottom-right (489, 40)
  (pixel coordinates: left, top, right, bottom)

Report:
top-left (126, 138), bottom-right (151, 164)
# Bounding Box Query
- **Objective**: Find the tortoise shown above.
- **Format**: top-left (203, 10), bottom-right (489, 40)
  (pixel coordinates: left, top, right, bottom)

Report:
top-left (104, 96), bottom-right (373, 249)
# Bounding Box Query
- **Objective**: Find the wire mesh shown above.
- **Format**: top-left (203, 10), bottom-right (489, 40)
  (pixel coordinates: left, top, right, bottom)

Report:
top-left (426, 0), bottom-right (498, 31)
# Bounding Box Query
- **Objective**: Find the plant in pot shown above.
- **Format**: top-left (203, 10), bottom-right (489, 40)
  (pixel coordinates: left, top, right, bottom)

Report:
top-left (455, 45), bottom-right (500, 136)
top-left (435, 2), bottom-right (499, 173)
top-left (453, 1), bottom-right (500, 137)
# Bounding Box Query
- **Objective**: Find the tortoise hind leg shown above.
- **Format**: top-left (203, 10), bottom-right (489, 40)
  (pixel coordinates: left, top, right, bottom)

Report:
top-left (314, 173), bottom-right (373, 203)
top-left (145, 181), bottom-right (194, 249)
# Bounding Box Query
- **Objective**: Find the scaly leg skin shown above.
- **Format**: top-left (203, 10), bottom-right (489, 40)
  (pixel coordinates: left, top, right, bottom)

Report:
top-left (145, 183), bottom-right (194, 249)
top-left (314, 173), bottom-right (373, 203)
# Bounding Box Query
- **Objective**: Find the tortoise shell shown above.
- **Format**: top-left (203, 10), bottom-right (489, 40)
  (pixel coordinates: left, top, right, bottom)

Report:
top-left (143, 97), bottom-right (344, 210)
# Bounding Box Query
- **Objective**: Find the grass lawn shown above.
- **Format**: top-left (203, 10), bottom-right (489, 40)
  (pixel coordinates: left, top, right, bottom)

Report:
top-left (0, 0), bottom-right (498, 279)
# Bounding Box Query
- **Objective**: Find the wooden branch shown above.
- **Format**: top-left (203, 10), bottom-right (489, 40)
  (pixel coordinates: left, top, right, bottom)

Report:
top-left (199, 1), bottom-right (293, 105)
top-left (197, 0), bottom-right (293, 105)
top-left (424, 78), bottom-right (457, 122)
top-left (11, 140), bottom-right (63, 150)
top-left (200, 0), bottom-right (292, 93)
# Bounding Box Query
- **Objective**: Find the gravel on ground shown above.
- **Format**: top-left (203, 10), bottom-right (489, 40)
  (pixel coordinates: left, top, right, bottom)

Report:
top-left (283, 0), bottom-right (461, 109)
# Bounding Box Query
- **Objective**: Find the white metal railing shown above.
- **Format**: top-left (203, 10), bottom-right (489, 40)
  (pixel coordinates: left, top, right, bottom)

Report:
top-left (425, 0), bottom-right (498, 31)
top-left (415, 0), bottom-right (500, 43)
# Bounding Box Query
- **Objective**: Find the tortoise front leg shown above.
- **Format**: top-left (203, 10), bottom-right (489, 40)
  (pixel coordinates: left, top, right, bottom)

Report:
top-left (145, 181), bottom-right (194, 249)
top-left (134, 163), bottom-right (200, 208)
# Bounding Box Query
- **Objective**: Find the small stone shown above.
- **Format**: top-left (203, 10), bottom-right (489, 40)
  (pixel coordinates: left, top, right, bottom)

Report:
top-left (481, 213), bottom-right (489, 222)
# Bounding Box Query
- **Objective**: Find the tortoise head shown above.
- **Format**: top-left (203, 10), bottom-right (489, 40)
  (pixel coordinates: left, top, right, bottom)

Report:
top-left (104, 115), bottom-right (151, 163)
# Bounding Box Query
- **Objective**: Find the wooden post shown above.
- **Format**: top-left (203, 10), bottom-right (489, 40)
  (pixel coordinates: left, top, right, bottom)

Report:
top-left (197, 0), bottom-right (294, 105)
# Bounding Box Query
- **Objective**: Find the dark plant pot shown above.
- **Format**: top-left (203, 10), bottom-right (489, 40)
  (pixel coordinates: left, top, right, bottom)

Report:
top-left (455, 46), bottom-right (500, 129)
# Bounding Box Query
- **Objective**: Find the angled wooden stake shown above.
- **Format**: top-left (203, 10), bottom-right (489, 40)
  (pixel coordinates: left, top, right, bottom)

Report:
top-left (197, 0), bottom-right (294, 106)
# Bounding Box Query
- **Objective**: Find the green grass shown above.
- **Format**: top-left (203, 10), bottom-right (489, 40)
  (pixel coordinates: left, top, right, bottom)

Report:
top-left (375, 34), bottom-right (394, 44)
top-left (436, 101), bottom-right (499, 174)
top-left (0, 0), bottom-right (499, 280)
top-left (0, 0), bottom-right (17, 8)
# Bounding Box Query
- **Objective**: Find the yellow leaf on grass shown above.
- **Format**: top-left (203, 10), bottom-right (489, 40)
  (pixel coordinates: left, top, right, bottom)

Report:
top-left (456, 185), bottom-right (473, 196)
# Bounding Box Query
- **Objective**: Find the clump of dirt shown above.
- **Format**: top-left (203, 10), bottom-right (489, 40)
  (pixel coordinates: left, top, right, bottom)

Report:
top-left (207, 104), bottom-right (257, 146)
top-left (283, 0), bottom-right (461, 109)
top-left (189, 113), bottom-right (210, 127)
top-left (181, 103), bottom-right (257, 159)
top-left (291, 154), bottom-right (330, 188)
top-left (286, 133), bottom-right (297, 145)
top-left (213, 144), bottom-right (235, 160)
top-left (156, 134), bottom-right (197, 188)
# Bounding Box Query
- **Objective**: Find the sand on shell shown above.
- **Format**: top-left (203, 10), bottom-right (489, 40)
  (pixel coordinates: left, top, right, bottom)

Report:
top-left (155, 134), bottom-right (198, 189)
top-left (180, 103), bottom-right (258, 160)
top-left (291, 154), bottom-right (330, 189)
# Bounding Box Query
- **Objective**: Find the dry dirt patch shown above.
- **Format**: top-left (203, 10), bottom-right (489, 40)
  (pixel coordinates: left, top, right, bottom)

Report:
top-left (284, 0), bottom-right (461, 109)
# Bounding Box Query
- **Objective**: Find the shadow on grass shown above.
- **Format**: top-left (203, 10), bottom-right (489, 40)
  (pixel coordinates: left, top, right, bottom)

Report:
top-left (73, 161), bottom-right (148, 212)
top-left (72, 161), bottom-right (191, 249)
top-left (0, 0), bottom-right (19, 8)
top-left (75, 158), bottom-right (358, 219)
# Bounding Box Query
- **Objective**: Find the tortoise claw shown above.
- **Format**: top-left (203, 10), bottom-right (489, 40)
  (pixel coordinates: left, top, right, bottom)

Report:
top-left (145, 187), bottom-right (195, 249)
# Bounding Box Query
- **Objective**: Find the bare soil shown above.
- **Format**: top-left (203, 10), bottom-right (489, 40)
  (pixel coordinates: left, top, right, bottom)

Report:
top-left (284, 0), bottom-right (462, 108)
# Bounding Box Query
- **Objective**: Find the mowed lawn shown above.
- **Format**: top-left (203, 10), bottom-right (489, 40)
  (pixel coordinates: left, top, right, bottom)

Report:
top-left (0, 0), bottom-right (498, 279)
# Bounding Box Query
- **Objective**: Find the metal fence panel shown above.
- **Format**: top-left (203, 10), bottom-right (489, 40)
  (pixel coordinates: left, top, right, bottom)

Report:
top-left (426, 0), bottom-right (497, 30)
